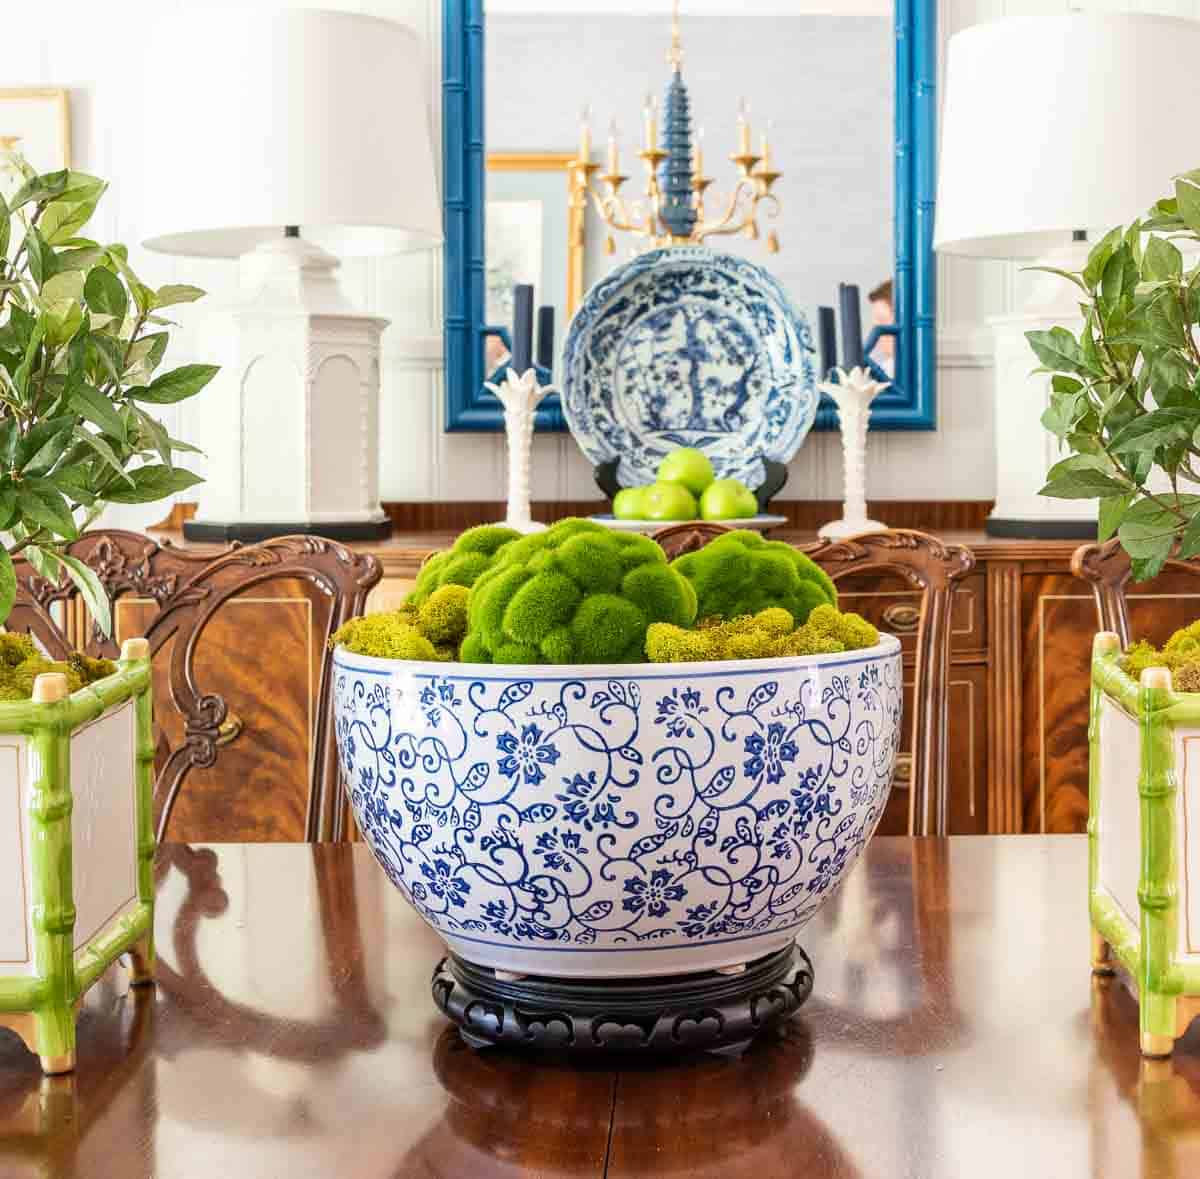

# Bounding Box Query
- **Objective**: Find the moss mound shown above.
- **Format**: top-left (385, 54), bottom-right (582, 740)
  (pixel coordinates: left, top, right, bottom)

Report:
top-left (1120, 621), bottom-right (1200, 688)
top-left (0, 636), bottom-right (117, 701)
top-left (645, 603), bottom-right (879, 664)
top-left (465, 518), bottom-right (697, 664)
top-left (671, 530), bottom-right (837, 625)
top-left (407, 524), bottom-right (521, 605)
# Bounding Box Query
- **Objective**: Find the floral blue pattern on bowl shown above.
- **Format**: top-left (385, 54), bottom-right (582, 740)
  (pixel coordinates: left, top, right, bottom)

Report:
top-left (333, 638), bottom-right (901, 979)
top-left (561, 246), bottom-right (818, 491)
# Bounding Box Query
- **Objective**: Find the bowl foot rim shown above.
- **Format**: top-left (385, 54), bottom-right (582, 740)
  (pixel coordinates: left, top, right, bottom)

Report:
top-left (431, 942), bottom-right (812, 1057)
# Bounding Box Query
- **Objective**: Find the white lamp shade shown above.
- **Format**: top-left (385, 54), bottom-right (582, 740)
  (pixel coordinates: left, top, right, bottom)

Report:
top-left (935, 13), bottom-right (1200, 259)
top-left (140, 8), bottom-right (442, 258)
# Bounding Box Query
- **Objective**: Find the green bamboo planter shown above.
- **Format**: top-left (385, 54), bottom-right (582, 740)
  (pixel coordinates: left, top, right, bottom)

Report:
top-left (1089, 630), bottom-right (1200, 1057)
top-left (0, 638), bottom-right (154, 1074)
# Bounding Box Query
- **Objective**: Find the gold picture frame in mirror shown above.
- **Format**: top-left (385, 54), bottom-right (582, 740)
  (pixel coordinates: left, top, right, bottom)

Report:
top-left (485, 151), bottom-right (584, 334)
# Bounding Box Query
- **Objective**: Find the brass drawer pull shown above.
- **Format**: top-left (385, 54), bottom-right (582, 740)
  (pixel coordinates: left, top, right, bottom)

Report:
top-left (882, 603), bottom-right (921, 633)
top-left (892, 753), bottom-right (912, 789)
top-left (215, 713), bottom-right (244, 747)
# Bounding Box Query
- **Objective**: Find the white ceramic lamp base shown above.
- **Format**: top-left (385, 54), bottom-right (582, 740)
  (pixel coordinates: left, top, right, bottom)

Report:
top-left (183, 237), bottom-right (391, 543)
top-left (817, 367), bottom-right (889, 542)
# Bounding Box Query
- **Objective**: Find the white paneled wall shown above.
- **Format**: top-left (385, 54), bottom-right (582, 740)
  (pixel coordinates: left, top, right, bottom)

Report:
top-left (9, 0), bottom-right (1200, 516)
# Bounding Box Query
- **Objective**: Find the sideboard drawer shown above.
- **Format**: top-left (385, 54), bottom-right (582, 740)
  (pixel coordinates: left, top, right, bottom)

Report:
top-left (834, 572), bottom-right (985, 655)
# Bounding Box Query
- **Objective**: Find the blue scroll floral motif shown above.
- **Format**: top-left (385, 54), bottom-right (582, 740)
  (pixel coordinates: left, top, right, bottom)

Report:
top-left (561, 246), bottom-right (818, 491)
top-left (334, 645), bottom-right (901, 958)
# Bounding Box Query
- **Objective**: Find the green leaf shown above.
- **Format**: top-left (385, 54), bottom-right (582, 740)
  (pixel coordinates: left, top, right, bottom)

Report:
top-left (87, 332), bottom-right (125, 384)
top-left (1050, 375), bottom-right (1083, 395)
top-left (71, 427), bottom-right (131, 484)
top-left (1100, 245), bottom-right (1138, 314)
top-left (0, 488), bottom-right (17, 531)
top-left (17, 483), bottom-right (78, 539)
top-left (1108, 407), bottom-right (1200, 454)
top-left (132, 408), bottom-right (171, 467)
top-left (1142, 235), bottom-right (1183, 282)
top-left (153, 284), bottom-right (206, 309)
top-left (1178, 513), bottom-right (1200, 559)
top-left (23, 544), bottom-right (60, 583)
top-left (107, 250), bottom-right (153, 315)
top-left (132, 364), bottom-right (219, 405)
top-left (1132, 549), bottom-right (1172, 582)
top-left (83, 266), bottom-right (128, 322)
top-left (40, 271), bottom-right (83, 304)
top-left (0, 191), bottom-right (9, 261)
top-left (39, 195), bottom-right (100, 246)
top-left (1041, 391), bottom-right (1084, 441)
top-left (1083, 226), bottom-right (1123, 290)
top-left (102, 464), bottom-right (202, 504)
top-left (69, 383), bottom-right (125, 441)
top-left (1176, 177), bottom-right (1200, 235)
top-left (21, 421), bottom-right (75, 477)
top-left (1039, 467), bottom-right (1131, 499)
top-left (8, 170), bottom-right (68, 211)
top-left (23, 227), bottom-right (54, 289)
top-left (1099, 493), bottom-right (1134, 543)
top-left (1026, 326), bottom-right (1088, 375)
top-left (56, 553), bottom-right (112, 639)
top-left (0, 548), bottom-right (15, 629)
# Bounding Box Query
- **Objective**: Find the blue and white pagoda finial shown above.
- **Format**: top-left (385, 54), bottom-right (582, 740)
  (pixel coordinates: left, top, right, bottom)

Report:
top-left (658, 0), bottom-right (696, 240)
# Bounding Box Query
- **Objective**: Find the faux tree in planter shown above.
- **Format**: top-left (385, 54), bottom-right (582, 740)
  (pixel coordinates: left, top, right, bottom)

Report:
top-left (1032, 169), bottom-right (1200, 579)
top-left (0, 160), bottom-right (216, 1074)
top-left (1033, 169), bottom-right (1200, 1058)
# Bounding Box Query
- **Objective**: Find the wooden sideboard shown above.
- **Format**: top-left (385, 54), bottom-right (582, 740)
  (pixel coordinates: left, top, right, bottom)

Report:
top-left (134, 522), bottom-right (1200, 838)
top-left (345, 528), bottom-right (1187, 839)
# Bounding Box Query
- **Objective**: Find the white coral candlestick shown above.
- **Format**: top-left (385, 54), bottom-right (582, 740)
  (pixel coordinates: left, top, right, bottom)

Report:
top-left (485, 368), bottom-right (554, 534)
top-left (817, 366), bottom-right (889, 540)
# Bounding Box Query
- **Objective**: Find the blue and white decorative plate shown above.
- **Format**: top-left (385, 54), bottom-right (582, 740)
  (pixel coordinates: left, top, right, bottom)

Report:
top-left (562, 247), bottom-right (817, 490)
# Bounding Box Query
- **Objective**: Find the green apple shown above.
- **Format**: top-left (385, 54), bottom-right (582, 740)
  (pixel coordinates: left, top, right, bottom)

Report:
top-left (612, 487), bottom-right (645, 520)
top-left (640, 481), bottom-right (699, 522)
top-left (700, 478), bottom-right (758, 520)
top-left (656, 447), bottom-right (715, 496)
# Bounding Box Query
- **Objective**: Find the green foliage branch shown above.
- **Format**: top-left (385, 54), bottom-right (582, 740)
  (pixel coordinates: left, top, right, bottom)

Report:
top-left (0, 159), bottom-right (217, 632)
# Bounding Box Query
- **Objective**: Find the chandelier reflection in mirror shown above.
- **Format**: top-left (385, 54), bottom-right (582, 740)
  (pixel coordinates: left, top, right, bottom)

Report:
top-left (573, 0), bottom-right (781, 254)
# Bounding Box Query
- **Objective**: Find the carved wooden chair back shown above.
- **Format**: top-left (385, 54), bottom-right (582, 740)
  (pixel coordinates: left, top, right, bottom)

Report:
top-left (653, 524), bottom-right (976, 835)
top-left (10, 532), bottom-right (382, 843)
top-left (1071, 538), bottom-right (1153, 646)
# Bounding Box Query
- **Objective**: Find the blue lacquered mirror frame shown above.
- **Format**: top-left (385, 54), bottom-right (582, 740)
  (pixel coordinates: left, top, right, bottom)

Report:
top-left (442, 0), bottom-right (936, 433)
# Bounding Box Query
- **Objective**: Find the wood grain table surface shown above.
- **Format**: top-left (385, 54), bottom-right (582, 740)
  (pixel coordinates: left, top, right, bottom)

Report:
top-left (0, 836), bottom-right (1195, 1179)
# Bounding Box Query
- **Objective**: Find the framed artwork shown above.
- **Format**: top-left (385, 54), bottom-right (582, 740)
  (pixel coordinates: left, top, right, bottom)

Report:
top-left (0, 89), bottom-right (70, 173)
top-left (482, 152), bottom-right (582, 385)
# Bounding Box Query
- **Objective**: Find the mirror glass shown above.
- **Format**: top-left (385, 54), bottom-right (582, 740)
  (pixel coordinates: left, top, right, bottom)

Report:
top-left (484, 3), bottom-right (895, 381)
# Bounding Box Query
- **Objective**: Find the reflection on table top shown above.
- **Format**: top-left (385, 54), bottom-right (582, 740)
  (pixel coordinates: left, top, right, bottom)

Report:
top-left (0, 837), bottom-right (1196, 1178)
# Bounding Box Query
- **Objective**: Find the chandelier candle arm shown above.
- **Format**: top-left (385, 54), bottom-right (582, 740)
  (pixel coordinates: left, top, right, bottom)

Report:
top-left (817, 367), bottom-right (889, 540)
top-left (486, 368), bottom-right (554, 533)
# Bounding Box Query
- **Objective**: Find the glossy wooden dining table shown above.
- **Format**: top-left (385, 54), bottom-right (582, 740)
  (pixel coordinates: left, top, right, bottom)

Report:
top-left (0, 836), bottom-right (1196, 1179)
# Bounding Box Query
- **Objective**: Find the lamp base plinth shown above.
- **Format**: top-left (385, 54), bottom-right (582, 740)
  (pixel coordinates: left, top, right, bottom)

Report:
top-left (431, 944), bottom-right (812, 1057)
top-left (183, 518), bottom-right (391, 543)
top-left (984, 516), bottom-right (1096, 540)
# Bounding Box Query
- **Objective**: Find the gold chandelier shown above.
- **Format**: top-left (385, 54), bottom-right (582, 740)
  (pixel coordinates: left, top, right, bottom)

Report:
top-left (570, 0), bottom-right (781, 253)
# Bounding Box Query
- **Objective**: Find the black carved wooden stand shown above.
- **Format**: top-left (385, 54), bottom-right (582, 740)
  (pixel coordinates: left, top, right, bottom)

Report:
top-left (431, 943), bottom-right (812, 1057)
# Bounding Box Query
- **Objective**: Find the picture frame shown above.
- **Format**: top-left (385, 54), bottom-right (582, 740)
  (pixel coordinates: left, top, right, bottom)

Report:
top-left (481, 151), bottom-right (582, 399)
top-left (0, 88), bottom-right (70, 174)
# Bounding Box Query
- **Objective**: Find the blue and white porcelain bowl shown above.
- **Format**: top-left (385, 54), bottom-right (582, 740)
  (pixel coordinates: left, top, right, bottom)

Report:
top-left (333, 637), bottom-right (902, 979)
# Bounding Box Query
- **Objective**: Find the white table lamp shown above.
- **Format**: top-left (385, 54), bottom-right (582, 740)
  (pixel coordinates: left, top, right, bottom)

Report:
top-left (935, 13), bottom-right (1200, 538)
top-left (141, 8), bottom-right (442, 541)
